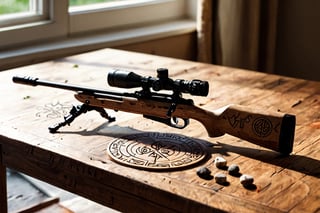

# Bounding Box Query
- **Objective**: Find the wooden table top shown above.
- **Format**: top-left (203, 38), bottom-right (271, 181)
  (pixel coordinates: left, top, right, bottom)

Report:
top-left (0, 48), bottom-right (319, 212)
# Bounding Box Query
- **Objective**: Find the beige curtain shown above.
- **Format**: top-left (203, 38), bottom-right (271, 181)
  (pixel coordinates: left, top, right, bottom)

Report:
top-left (196, 0), bottom-right (213, 64)
top-left (197, 0), bottom-right (278, 72)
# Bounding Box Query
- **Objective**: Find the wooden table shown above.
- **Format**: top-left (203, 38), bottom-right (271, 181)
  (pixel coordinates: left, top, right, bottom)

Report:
top-left (1, 48), bottom-right (319, 212)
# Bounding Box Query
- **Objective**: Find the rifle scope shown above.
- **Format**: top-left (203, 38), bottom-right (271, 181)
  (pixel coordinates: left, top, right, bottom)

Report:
top-left (107, 68), bottom-right (209, 96)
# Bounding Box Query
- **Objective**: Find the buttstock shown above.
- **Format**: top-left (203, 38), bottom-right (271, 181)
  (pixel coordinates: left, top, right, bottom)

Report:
top-left (210, 104), bottom-right (295, 154)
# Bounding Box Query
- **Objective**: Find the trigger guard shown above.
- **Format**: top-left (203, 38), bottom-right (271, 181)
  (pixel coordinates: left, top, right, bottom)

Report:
top-left (170, 117), bottom-right (189, 129)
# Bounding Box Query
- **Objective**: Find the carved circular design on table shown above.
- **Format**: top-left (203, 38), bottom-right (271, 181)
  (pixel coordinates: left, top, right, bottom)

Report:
top-left (107, 132), bottom-right (207, 170)
top-left (252, 117), bottom-right (273, 137)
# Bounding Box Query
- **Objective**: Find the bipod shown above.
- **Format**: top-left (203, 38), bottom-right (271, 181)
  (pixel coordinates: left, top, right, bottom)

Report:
top-left (48, 103), bottom-right (115, 133)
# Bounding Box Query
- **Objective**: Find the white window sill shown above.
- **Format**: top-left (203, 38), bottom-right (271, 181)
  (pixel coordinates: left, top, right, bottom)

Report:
top-left (0, 19), bottom-right (196, 71)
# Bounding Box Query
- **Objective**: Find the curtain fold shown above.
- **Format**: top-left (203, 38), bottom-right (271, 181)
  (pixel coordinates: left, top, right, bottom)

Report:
top-left (196, 0), bottom-right (213, 63)
top-left (197, 0), bottom-right (278, 72)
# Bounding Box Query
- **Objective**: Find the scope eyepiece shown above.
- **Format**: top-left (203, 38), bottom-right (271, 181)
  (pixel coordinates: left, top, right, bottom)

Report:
top-left (177, 79), bottom-right (209, 96)
top-left (107, 69), bottom-right (209, 96)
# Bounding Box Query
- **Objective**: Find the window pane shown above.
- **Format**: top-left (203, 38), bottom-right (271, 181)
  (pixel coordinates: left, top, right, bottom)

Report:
top-left (0, 0), bottom-right (30, 15)
top-left (0, 0), bottom-right (46, 28)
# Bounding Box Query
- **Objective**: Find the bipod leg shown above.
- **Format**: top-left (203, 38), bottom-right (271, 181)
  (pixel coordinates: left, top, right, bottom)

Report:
top-left (48, 104), bottom-right (90, 133)
top-left (89, 106), bottom-right (116, 123)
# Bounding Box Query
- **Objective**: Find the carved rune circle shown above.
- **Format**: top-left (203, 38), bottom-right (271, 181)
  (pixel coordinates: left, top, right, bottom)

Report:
top-left (107, 132), bottom-right (207, 170)
top-left (252, 117), bottom-right (273, 137)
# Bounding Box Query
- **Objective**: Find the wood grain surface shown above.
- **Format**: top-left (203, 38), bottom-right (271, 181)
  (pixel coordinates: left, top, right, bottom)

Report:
top-left (0, 48), bottom-right (319, 212)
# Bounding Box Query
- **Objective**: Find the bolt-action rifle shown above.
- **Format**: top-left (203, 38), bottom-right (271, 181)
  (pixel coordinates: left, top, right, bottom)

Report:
top-left (13, 68), bottom-right (295, 154)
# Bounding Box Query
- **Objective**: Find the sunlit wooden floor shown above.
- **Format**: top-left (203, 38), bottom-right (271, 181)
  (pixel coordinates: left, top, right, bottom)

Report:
top-left (7, 169), bottom-right (118, 213)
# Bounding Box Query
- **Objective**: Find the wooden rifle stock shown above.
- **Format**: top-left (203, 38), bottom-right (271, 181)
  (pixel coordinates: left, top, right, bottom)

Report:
top-left (75, 93), bottom-right (295, 154)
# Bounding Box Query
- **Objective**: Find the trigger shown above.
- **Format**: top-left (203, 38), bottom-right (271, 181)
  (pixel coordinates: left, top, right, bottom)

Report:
top-left (170, 117), bottom-right (189, 129)
top-left (143, 115), bottom-right (189, 129)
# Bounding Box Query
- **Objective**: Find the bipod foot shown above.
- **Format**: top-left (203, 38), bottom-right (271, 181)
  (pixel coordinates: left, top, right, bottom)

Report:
top-left (48, 103), bottom-right (115, 133)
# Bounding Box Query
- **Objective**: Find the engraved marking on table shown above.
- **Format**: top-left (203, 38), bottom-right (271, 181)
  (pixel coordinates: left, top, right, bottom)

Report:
top-left (107, 132), bottom-right (207, 170)
top-left (36, 102), bottom-right (72, 118)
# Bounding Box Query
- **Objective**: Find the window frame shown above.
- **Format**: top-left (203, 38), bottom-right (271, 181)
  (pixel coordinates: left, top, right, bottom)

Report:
top-left (0, 0), bottom-right (191, 49)
top-left (0, 0), bottom-right (68, 50)
top-left (0, 0), bottom-right (47, 28)
top-left (68, 0), bottom-right (187, 34)
top-left (0, 0), bottom-right (196, 70)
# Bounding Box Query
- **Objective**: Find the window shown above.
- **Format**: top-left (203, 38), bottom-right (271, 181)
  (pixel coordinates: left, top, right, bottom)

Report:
top-left (0, 0), bottom-right (191, 49)
top-left (0, 0), bottom-right (67, 50)
top-left (68, 0), bottom-right (187, 34)
top-left (0, 0), bottom-right (196, 71)
top-left (0, 0), bottom-right (48, 28)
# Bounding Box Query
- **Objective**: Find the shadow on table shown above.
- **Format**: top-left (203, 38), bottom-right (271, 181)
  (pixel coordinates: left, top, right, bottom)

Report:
top-left (59, 124), bottom-right (320, 178)
top-left (209, 141), bottom-right (320, 179)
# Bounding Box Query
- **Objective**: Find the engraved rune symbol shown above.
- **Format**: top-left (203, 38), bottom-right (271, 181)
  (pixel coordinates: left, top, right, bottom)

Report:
top-left (252, 117), bottom-right (273, 137)
top-left (227, 113), bottom-right (252, 128)
top-left (136, 142), bottom-right (173, 164)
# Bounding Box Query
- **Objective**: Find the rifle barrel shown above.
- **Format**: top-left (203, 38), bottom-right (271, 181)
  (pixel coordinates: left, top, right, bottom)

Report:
top-left (12, 76), bottom-right (122, 96)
